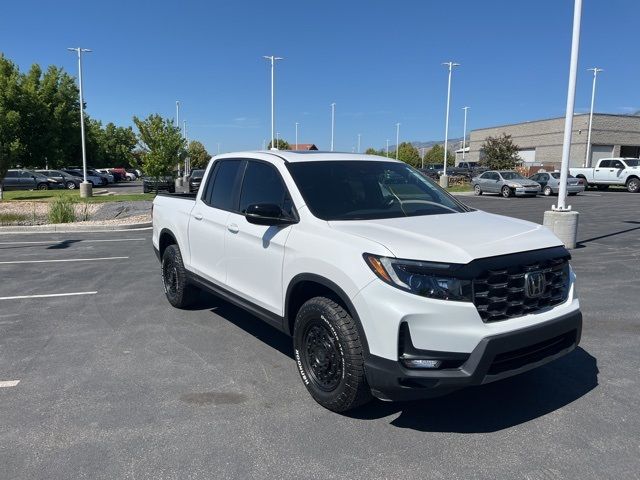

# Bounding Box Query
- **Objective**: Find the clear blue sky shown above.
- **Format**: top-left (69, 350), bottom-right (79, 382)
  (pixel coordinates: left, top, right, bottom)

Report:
top-left (1, 0), bottom-right (638, 153)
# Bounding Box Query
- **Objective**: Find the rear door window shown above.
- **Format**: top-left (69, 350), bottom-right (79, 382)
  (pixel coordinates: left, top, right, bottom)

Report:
top-left (204, 160), bottom-right (242, 211)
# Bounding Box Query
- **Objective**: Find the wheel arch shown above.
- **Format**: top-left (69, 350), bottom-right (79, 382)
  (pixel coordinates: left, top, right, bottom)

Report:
top-left (285, 273), bottom-right (370, 357)
top-left (158, 228), bottom-right (178, 259)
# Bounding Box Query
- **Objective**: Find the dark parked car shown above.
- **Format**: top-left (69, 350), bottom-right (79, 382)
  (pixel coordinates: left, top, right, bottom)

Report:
top-left (143, 176), bottom-right (175, 193)
top-left (187, 169), bottom-right (205, 192)
top-left (445, 161), bottom-right (487, 179)
top-left (1, 169), bottom-right (54, 190)
top-left (36, 170), bottom-right (81, 190)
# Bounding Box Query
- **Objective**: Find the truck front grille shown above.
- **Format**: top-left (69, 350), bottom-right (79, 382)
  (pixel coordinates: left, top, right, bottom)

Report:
top-left (473, 257), bottom-right (570, 322)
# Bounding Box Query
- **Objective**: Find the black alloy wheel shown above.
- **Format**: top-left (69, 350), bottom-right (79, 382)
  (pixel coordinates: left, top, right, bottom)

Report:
top-left (301, 321), bottom-right (343, 392)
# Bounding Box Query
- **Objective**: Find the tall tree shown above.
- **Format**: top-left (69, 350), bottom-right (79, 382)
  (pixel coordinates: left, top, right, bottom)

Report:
top-left (396, 142), bottom-right (421, 167)
top-left (424, 144), bottom-right (454, 166)
top-left (0, 55), bottom-right (24, 198)
top-left (187, 140), bottom-right (211, 169)
top-left (480, 133), bottom-right (521, 170)
top-left (133, 114), bottom-right (186, 183)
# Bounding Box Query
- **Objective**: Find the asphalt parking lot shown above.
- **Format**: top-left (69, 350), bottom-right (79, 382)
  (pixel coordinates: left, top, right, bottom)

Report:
top-left (1, 191), bottom-right (638, 480)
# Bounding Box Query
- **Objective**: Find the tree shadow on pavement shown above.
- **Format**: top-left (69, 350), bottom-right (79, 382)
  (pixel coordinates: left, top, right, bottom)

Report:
top-left (348, 347), bottom-right (598, 433)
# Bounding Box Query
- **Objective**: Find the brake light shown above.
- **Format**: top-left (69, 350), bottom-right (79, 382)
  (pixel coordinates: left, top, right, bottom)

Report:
top-left (577, 179), bottom-right (584, 185)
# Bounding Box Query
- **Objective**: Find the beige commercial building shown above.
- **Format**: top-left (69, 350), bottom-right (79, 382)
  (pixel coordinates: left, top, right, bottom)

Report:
top-left (465, 114), bottom-right (640, 168)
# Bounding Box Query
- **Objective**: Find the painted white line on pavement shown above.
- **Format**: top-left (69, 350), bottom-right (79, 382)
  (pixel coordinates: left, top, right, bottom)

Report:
top-left (0, 238), bottom-right (146, 245)
top-left (0, 380), bottom-right (21, 388)
top-left (0, 256), bottom-right (128, 265)
top-left (0, 291), bottom-right (97, 301)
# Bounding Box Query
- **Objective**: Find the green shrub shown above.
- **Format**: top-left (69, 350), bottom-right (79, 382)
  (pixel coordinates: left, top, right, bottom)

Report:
top-left (48, 196), bottom-right (76, 224)
top-left (0, 213), bottom-right (27, 225)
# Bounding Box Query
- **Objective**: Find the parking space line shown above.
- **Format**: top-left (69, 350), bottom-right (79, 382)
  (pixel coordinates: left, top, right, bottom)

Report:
top-left (0, 380), bottom-right (20, 388)
top-left (0, 256), bottom-right (128, 265)
top-left (0, 291), bottom-right (98, 301)
top-left (0, 238), bottom-right (146, 245)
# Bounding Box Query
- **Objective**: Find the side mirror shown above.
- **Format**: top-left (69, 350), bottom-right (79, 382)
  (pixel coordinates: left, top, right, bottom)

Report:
top-left (245, 203), bottom-right (296, 226)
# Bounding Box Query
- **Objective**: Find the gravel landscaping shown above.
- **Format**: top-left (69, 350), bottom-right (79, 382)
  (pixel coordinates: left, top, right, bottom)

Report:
top-left (0, 200), bottom-right (151, 226)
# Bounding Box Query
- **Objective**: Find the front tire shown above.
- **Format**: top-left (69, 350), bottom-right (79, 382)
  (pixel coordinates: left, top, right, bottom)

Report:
top-left (37, 183), bottom-right (49, 190)
top-left (543, 186), bottom-right (553, 196)
top-left (501, 185), bottom-right (513, 198)
top-left (66, 181), bottom-right (77, 190)
top-left (626, 177), bottom-right (640, 193)
top-left (161, 244), bottom-right (197, 308)
top-left (293, 296), bottom-right (372, 412)
top-left (474, 184), bottom-right (482, 196)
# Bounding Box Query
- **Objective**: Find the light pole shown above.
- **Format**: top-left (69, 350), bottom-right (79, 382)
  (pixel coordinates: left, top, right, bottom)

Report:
top-left (420, 147), bottom-right (426, 168)
top-left (357, 134), bottom-right (361, 153)
top-left (441, 61), bottom-right (460, 188)
top-left (295, 122), bottom-right (299, 150)
top-left (263, 55), bottom-right (283, 149)
top-left (584, 67), bottom-right (603, 167)
top-left (176, 101), bottom-right (181, 176)
top-left (461, 106), bottom-right (470, 163)
top-left (67, 47), bottom-right (92, 198)
top-left (217, 143), bottom-right (221, 155)
top-left (395, 123), bottom-right (401, 160)
top-left (330, 103), bottom-right (336, 151)
top-left (276, 132), bottom-right (280, 148)
top-left (183, 120), bottom-right (189, 178)
top-left (543, 0), bottom-right (583, 249)
top-left (386, 139), bottom-right (390, 157)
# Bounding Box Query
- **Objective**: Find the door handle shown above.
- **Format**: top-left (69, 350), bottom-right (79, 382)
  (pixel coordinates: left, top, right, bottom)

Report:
top-left (193, 213), bottom-right (203, 221)
top-left (227, 223), bottom-right (239, 233)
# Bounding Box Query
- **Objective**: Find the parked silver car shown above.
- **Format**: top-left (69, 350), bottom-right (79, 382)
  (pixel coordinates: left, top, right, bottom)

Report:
top-left (529, 171), bottom-right (585, 196)
top-left (472, 170), bottom-right (541, 197)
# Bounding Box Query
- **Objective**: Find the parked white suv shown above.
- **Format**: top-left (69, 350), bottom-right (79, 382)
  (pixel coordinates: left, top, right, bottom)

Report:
top-left (152, 151), bottom-right (582, 412)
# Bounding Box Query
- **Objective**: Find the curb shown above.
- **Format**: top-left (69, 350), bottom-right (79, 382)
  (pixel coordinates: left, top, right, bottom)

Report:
top-left (0, 221), bottom-right (152, 234)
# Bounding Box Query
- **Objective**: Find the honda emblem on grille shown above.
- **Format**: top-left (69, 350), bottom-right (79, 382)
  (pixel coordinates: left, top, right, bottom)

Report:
top-left (524, 271), bottom-right (546, 298)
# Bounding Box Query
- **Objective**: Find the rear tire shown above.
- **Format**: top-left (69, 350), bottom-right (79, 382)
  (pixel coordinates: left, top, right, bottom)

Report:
top-left (293, 296), bottom-right (372, 412)
top-left (161, 244), bottom-right (197, 308)
top-left (501, 185), bottom-right (513, 198)
top-left (37, 183), bottom-right (49, 190)
top-left (626, 177), bottom-right (640, 193)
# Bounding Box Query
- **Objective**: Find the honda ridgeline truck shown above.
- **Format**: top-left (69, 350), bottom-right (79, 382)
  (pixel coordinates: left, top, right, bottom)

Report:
top-left (152, 151), bottom-right (582, 412)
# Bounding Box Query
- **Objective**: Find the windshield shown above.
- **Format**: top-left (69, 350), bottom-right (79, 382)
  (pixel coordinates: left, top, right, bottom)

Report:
top-left (191, 169), bottom-right (205, 177)
top-left (624, 159), bottom-right (640, 167)
top-left (500, 171), bottom-right (527, 180)
top-left (286, 161), bottom-right (470, 221)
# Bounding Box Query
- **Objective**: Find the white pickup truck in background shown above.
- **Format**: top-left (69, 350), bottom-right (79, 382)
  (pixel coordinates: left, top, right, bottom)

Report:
top-left (570, 157), bottom-right (640, 192)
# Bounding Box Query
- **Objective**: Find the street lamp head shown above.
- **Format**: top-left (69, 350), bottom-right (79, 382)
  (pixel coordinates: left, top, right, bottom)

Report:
top-left (588, 67), bottom-right (604, 73)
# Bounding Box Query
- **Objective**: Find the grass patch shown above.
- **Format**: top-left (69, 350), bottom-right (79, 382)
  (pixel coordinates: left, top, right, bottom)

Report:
top-left (1, 190), bottom-right (155, 203)
top-left (0, 213), bottom-right (28, 225)
top-left (446, 184), bottom-right (473, 193)
top-left (48, 196), bottom-right (76, 224)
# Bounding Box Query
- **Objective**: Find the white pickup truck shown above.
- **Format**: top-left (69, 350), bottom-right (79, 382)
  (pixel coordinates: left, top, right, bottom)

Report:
top-left (570, 157), bottom-right (640, 192)
top-left (152, 151), bottom-right (582, 412)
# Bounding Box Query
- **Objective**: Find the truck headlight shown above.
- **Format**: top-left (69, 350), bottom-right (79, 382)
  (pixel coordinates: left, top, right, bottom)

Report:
top-left (363, 254), bottom-right (472, 301)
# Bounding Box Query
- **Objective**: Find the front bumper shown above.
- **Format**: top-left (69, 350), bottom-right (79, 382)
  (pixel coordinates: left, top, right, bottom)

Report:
top-left (365, 309), bottom-right (582, 401)
top-left (514, 187), bottom-right (540, 196)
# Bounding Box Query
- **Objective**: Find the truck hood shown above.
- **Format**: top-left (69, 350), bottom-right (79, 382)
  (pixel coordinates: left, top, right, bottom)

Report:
top-left (328, 210), bottom-right (563, 263)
